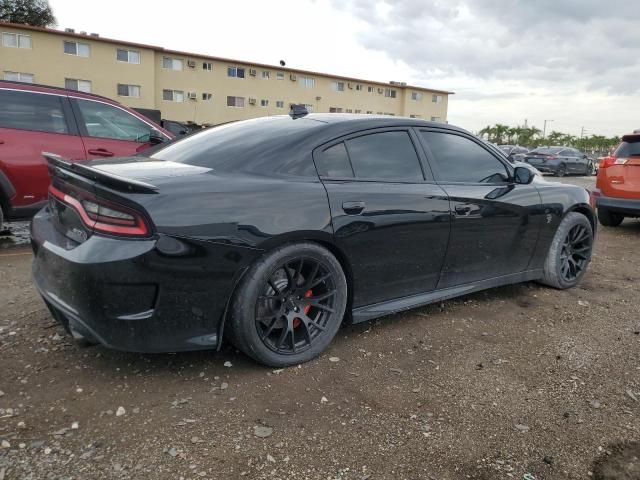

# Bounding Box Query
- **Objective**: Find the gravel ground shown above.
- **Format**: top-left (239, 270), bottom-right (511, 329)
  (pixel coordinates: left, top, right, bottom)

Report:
top-left (2, 173), bottom-right (640, 480)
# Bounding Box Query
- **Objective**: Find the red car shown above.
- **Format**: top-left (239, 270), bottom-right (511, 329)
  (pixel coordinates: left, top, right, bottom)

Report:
top-left (595, 132), bottom-right (640, 226)
top-left (0, 81), bottom-right (172, 230)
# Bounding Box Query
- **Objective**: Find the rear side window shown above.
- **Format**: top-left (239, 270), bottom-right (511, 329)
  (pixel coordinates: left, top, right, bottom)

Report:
top-left (0, 89), bottom-right (69, 134)
top-left (316, 142), bottom-right (354, 178)
top-left (75, 99), bottom-right (152, 142)
top-left (345, 131), bottom-right (423, 181)
top-left (421, 131), bottom-right (508, 183)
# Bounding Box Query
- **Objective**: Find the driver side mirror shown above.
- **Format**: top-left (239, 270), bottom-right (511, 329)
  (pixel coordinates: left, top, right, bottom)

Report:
top-left (149, 129), bottom-right (165, 145)
top-left (513, 166), bottom-right (534, 184)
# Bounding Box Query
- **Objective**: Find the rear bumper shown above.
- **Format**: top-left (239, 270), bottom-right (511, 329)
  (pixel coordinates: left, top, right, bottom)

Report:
top-left (31, 207), bottom-right (260, 353)
top-left (596, 195), bottom-right (640, 217)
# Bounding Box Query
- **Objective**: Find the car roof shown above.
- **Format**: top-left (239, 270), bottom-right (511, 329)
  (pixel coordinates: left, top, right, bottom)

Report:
top-left (0, 80), bottom-right (121, 104)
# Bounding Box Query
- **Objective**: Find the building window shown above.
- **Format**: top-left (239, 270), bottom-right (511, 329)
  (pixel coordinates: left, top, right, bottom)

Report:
top-left (332, 81), bottom-right (345, 92)
top-left (410, 114), bottom-right (421, 118)
top-left (64, 41), bottom-right (90, 57)
top-left (431, 116), bottom-right (442, 122)
top-left (384, 89), bottom-right (397, 98)
top-left (411, 92), bottom-right (423, 101)
top-left (432, 94), bottom-right (443, 103)
top-left (226, 96), bottom-right (245, 107)
top-left (276, 72), bottom-right (284, 80)
top-left (3, 71), bottom-right (34, 82)
top-left (203, 62), bottom-right (213, 71)
top-left (355, 84), bottom-right (362, 91)
top-left (202, 93), bottom-right (212, 101)
top-left (276, 100), bottom-right (284, 108)
top-left (2, 32), bottom-right (32, 49)
top-left (162, 57), bottom-right (183, 70)
top-left (262, 71), bottom-right (270, 79)
top-left (227, 67), bottom-right (245, 78)
top-left (355, 109), bottom-right (361, 114)
top-left (116, 48), bottom-right (140, 64)
top-left (260, 99), bottom-right (269, 107)
top-left (367, 86), bottom-right (375, 93)
top-left (366, 110), bottom-right (373, 114)
top-left (329, 107), bottom-right (343, 113)
top-left (117, 84), bottom-right (140, 97)
top-left (298, 76), bottom-right (315, 88)
top-left (65, 78), bottom-right (92, 93)
top-left (346, 108), bottom-right (353, 113)
top-left (162, 89), bottom-right (184, 102)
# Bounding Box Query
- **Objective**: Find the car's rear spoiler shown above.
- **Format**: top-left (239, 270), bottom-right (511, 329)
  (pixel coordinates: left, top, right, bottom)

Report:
top-left (43, 152), bottom-right (158, 194)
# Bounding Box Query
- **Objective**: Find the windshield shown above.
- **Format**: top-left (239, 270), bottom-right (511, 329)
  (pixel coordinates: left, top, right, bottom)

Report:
top-left (529, 147), bottom-right (564, 154)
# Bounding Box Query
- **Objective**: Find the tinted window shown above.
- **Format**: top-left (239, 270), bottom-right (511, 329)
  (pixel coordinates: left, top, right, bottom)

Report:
top-left (530, 147), bottom-right (564, 154)
top-left (316, 142), bottom-right (353, 177)
top-left (0, 89), bottom-right (68, 134)
top-left (615, 138), bottom-right (640, 157)
top-left (345, 131), bottom-right (423, 181)
top-left (76, 99), bottom-right (152, 142)
top-left (422, 131), bottom-right (508, 183)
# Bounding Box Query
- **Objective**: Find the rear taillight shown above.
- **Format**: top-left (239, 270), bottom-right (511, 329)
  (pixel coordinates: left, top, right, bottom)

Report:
top-left (49, 186), bottom-right (150, 237)
top-left (546, 155), bottom-right (557, 161)
top-left (599, 156), bottom-right (617, 168)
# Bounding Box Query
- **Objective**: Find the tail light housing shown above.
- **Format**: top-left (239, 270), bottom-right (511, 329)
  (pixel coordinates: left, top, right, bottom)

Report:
top-left (599, 156), bottom-right (619, 168)
top-left (49, 185), bottom-right (151, 237)
top-left (546, 155), bottom-right (557, 161)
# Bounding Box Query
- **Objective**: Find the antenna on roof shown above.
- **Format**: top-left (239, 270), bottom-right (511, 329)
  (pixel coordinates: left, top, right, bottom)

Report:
top-left (279, 60), bottom-right (286, 67)
top-left (289, 104), bottom-right (308, 119)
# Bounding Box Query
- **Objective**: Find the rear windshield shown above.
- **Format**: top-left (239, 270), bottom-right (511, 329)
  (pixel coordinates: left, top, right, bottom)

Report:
top-left (150, 116), bottom-right (321, 173)
top-left (615, 136), bottom-right (640, 157)
top-left (529, 147), bottom-right (564, 154)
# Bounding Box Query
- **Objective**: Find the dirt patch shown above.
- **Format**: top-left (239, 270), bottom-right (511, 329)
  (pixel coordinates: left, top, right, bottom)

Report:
top-left (1, 219), bottom-right (639, 479)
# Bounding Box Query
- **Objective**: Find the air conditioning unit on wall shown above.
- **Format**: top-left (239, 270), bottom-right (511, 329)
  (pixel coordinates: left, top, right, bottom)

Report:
top-left (249, 68), bottom-right (257, 76)
top-left (248, 97), bottom-right (256, 105)
top-left (187, 92), bottom-right (197, 100)
top-left (290, 74), bottom-right (297, 81)
top-left (187, 60), bottom-right (196, 68)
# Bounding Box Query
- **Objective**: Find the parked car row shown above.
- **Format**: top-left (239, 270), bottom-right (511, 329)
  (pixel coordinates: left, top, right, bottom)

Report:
top-left (498, 144), bottom-right (596, 177)
top-left (0, 80), bottom-right (174, 231)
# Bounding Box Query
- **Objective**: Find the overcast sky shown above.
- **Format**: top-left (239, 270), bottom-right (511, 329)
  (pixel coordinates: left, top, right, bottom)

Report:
top-left (48, 0), bottom-right (638, 137)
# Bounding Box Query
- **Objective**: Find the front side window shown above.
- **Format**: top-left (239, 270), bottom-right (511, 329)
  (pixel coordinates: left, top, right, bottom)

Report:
top-left (0, 89), bottom-right (68, 134)
top-left (76, 99), bottom-right (152, 142)
top-left (162, 89), bottom-right (184, 102)
top-left (316, 142), bottom-right (354, 178)
top-left (346, 131), bottom-right (423, 181)
top-left (116, 48), bottom-right (140, 64)
top-left (2, 32), bottom-right (32, 48)
top-left (117, 84), bottom-right (140, 97)
top-left (3, 71), bottom-right (34, 82)
top-left (227, 67), bottom-right (245, 78)
top-left (64, 41), bottom-right (90, 57)
top-left (421, 131), bottom-right (509, 183)
top-left (65, 78), bottom-right (92, 93)
top-left (162, 57), bottom-right (183, 70)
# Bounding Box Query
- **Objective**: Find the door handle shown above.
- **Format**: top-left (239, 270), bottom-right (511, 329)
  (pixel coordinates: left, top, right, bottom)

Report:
top-left (87, 148), bottom-right (114, 157)
top-left (342, 201), bottom-right (365, 215)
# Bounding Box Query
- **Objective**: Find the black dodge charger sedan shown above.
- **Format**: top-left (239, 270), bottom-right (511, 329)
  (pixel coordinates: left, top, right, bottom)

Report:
top-left (31, 113), bottom-right (595, 366)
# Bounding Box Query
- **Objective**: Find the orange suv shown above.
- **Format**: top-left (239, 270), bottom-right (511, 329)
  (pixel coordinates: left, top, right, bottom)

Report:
top-left (595, 132), bottom-right (640, 226)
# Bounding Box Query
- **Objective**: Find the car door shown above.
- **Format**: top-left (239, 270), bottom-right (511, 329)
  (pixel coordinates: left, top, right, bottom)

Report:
top-left (71, 97), bottom-right (162, 159)
top-left (314, 128), bottom-right (451, 307)
top-left (418, 129), bottom-right (543, 289)
top-left (560, 149), bottom-right (577, 173)
top-left (0, 89), bottom-right (86, 213)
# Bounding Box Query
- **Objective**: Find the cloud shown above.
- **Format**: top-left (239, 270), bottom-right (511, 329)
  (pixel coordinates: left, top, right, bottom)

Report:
top-left (331, 0), bottom-right (640, 95)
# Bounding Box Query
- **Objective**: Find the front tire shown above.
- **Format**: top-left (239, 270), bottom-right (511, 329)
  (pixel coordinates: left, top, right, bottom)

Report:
top-left (555, 163), bottom-right (567, 177)
top-left (540, 212), bottom-right (593, 289)
top-left (598, 208), bottom-right (624, 227)
top-left (228, 242), bottom-right (348, 367)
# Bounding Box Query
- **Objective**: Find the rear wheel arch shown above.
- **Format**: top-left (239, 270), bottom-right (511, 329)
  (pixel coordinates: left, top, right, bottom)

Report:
top-left (217, 236), bottom-right (355, 349)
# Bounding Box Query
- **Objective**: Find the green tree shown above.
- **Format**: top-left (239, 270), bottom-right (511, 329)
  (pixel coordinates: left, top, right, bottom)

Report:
top-left (0, 0), bottom-right (55, 27)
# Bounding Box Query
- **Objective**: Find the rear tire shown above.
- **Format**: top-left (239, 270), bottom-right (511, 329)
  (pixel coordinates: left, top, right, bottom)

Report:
top-left (540, 212), bottom-right (593, 289)
top-left (598, 208), bottom-right (624, 227)
top-left (228, 242), bottom-right (348, 367)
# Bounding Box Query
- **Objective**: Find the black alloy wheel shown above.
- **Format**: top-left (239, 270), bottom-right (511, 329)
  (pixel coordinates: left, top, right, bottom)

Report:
top-left (228, 242), bottom-right (347, 366)
top-left (256, 257), bottom-right (338, 355)
top-left (559, 223), bottom-right (592, 282)
top-left (556, 163), bottom-right (567, 177)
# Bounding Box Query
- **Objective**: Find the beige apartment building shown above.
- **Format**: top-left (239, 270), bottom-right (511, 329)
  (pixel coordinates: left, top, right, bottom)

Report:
top-left (0, 22), bottom-right (451, 125)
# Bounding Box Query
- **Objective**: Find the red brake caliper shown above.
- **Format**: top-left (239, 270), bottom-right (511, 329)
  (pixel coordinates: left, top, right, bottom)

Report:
top-left (293, 289), bottom-right (313, 328)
